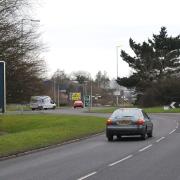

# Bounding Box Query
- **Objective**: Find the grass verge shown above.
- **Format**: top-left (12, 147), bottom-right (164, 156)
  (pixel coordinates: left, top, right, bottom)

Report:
top-left (6, 104), bottom-right (30, 111)
top-left (0, 114), bottom-right (105, 157)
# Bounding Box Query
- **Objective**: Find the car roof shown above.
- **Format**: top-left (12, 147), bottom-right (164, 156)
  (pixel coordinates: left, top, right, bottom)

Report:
top-left (110, 108), bottom-right (143, 119)
top-left (115, 108), bottom-right (142, 111)
top-left (31, 96), bottom-right (50, 100)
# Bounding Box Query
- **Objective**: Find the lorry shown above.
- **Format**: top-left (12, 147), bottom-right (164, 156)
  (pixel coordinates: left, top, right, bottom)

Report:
top-left (30, 96), bottom-right (56, 110)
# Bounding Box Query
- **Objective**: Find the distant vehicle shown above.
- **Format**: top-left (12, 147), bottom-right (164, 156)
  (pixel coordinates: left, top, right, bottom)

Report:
top-left (106, 108), bottom-right (153, 141)
top-left (30, 96), bottom-right (56, 110)
top-left (73, 100), bottom-right (84, 108)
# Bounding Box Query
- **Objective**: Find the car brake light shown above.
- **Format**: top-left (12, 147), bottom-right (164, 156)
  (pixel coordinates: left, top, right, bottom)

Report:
top-left (106, 119), bottom-right (113, 125)
top-left (136, 119), bottom-right (145, 125)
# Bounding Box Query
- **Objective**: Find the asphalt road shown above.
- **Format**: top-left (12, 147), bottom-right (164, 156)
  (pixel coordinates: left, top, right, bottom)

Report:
top-left (0, 113), bottom-right (179, 180)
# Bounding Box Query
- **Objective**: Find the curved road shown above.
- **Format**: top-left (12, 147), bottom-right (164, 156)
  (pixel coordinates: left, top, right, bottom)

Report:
top-left (0, 112), bottom-right (180, 180)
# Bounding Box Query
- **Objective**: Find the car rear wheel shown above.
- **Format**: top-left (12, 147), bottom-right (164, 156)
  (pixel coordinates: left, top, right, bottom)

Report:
top-left (147, 130), bottom-right (153, 138)
top-left (141, 129), bottom-right (147, 140)
top-left (107, 135), bottom-right (113, 142)
top-left (117, 135), bottom-right (122, 140)
top-left (38, 106), bottom-right (43, 110)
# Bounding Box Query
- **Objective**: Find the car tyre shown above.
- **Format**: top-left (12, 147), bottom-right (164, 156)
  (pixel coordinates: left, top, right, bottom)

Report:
top-left (147, 130), bottom-right (153, 138)
top-left (107, 135), bottom-right (113, 142)
top-left (141, 129), bottom-right (147, 140)
top-left (38, 106), bottom-right (43, 110)
top-left (117, 135), bottom-right (122, 140)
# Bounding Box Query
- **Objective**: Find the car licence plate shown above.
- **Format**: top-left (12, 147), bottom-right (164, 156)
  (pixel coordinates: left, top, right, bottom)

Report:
top-left (117, 120), bottom-right (131, 125)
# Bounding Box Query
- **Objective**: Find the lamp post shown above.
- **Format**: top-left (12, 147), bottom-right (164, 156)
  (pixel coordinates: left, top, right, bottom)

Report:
top-left (116, 45), bottom-right (121, 78)
top-left (21, 18), bottom-right (40, 58)
top-left (116, 45), bottom-right (121, 106)
top-left (21, 19), bottom-right (40, 36)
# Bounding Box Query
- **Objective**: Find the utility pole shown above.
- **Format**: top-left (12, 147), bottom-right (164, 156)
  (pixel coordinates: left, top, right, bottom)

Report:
top-left (116, 45), bottom-right (121, 106)
top-left (0, 61), bottom-right (6, 113)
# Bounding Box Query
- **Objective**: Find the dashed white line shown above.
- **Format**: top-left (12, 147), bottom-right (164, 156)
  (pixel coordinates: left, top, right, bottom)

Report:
top-left (139, 144), bottom-right (152, 152)
top-left (169, 129), bottom-right (176, 135)
top-left (77, 172), bottom-right (97, 180)
top-left (108, 155), bottom-right (133, 167)
top-left (176, 121), bottom-right (179, 129)
top-left (156, 137), bottom-right (165, 143)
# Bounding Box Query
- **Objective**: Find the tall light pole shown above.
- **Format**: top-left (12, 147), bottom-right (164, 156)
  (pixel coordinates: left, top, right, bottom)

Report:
top-left (20, 18), bottom-right (40, 102)
top-left (116, 45), bottom-right (121, 106)
top-left (116, 45), bottom-right (121, 78)
top-left (21, 18), bottom-right (40, 58)
top-left (21, 19), bottom-right (40, 37)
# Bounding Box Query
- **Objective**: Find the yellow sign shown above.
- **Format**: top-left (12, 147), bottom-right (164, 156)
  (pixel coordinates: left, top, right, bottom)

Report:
top-left (72, 93), bottom-right (81, 101)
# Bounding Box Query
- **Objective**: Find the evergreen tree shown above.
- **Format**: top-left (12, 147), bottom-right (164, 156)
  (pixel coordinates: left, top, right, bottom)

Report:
top-left (117, 27), bottom-right (180, 91)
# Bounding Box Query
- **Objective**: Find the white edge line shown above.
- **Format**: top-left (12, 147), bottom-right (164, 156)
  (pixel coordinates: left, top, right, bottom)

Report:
top-left (77, 172), bottom-right (97, 180)
top-left (108, 155), bottom-right (133, 167)
top-left (169, 129), bottom-right (176, 135)
top-left (156, 137), bottom-right (165, 143)
top-left (139, 144), bottom-right (152, 152)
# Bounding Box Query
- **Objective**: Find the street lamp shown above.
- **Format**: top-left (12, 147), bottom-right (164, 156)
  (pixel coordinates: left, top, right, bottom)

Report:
top-left (116, 45), bottom-right (121, 78)
top-left (21, 18), bottom-right (40, 61)
top-left (21, 18), bottom-right (40, 37)
top-left (116, 45), bottom-right (121, 106)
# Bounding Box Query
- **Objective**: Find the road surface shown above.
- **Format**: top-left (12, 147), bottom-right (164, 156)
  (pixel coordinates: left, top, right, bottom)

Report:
top-left (0, 113), bottom-right (179, 180)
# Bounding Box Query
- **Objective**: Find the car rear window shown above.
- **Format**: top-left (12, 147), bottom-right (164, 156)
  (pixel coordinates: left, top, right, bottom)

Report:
top-left (110, 109), bottom-right (143, 121)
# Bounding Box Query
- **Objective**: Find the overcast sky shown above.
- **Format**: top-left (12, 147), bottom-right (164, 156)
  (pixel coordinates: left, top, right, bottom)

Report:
top-left (35, 0), bottom-right (180, 79)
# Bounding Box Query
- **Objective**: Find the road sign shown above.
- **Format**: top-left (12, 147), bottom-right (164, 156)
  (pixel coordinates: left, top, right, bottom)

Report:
top-left (170, 102), bottom-right (176, 109)
top-left (0, 61), bottom-right (6, 113)
top-left (169, 101), bottom-right (180, 109)
top-left (84, 95), bottom-right (90, 107)
top-left (71, 92), bottom-right (81, 101)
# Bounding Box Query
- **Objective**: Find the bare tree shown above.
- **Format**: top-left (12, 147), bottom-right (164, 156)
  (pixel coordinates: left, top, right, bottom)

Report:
top-left (0, 0), bottom-right (46, 103)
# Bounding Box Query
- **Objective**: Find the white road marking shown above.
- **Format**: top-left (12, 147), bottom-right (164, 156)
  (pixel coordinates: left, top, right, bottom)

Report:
top-left (108, 155), bottom-right (133, 167)
top-left (77, 172), bottom-right (97, 180)
top-left (156, 137), bottom-right (165, 143)
top-left (139, 144), bottom-right (152, 152)
top-left (169, 129), bottom-right (176, 135)
top-left (176, 121), bottom-right (179, 129)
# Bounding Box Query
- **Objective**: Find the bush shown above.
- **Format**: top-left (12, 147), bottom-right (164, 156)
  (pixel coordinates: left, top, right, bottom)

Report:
top-left (138, 77), bottom-right (180, 107)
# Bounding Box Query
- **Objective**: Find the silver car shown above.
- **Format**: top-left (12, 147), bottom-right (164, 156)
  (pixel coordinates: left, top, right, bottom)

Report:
top-left (106, 108), bottom-right (153, 141)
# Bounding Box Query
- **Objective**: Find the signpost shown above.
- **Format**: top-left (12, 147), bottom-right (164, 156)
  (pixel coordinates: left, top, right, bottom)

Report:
top-left (170, 102), bottom-right (176, 109)
top-left (84, 95), bottom-right (90, 107)
top-left (169, 101), bottom-right (180, 109)
top-left (0, 61), bottom-right (6, 113)
top-left (71, 92), bottom-right (81, 101)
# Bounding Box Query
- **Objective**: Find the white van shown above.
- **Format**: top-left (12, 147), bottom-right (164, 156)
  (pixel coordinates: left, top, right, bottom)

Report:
top-left (30, 96), bottom-right (56, 110)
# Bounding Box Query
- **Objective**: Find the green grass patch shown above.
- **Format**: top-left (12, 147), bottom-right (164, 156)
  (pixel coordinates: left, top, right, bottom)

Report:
top-left (91, 107), bottom-right (117, 113)
top-left (143, 107), bottom-right (180, 113)
top-left (90, 106), bottom-right (180, 113)
top-left (6, 104), bottom-right (30, 111)
top-left (0, 114), bottom-right (105, 157)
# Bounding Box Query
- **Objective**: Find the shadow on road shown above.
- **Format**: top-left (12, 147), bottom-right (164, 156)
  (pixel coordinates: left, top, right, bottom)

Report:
top-left (111, 135), bottom-right (148, 142)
